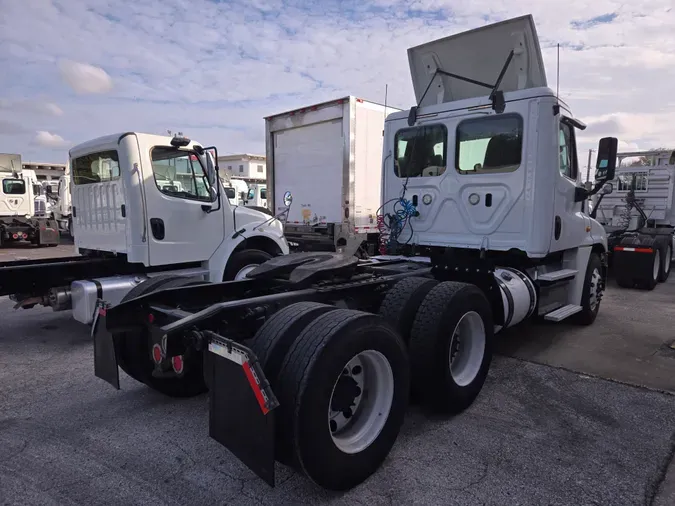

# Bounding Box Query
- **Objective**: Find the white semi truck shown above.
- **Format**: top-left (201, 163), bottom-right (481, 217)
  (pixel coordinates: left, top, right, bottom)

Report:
top-left (592, 149), bottom-right (675, 289)
top-left (0, 154), bottom-right (60, 247)
top-left (265, 96), bottom-right (401, 257)
top-left (91, 15), bottom-right (617, 492)
top-left (0, 132), bottom-right (289, 323)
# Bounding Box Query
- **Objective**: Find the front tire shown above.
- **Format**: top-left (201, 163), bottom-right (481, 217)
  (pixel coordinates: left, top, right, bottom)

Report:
top-left (573, 252), bottom-right (604, 325)
top-left (275, 309), bottom-right (409, 491)
top-left (224, 249), bottom-right (273, 281)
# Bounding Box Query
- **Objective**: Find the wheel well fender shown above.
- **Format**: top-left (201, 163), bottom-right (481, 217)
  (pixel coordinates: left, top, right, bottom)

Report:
top-left (206, 233), bottom-right (288, 282)
top-left (233, 235), bottom-right (284, 257)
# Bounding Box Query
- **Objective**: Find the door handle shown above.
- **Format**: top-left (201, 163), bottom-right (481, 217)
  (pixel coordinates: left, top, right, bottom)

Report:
top-left (554, 216), bottom-right (562, 240)
top-left (150, 218), bottom-right (165, 240)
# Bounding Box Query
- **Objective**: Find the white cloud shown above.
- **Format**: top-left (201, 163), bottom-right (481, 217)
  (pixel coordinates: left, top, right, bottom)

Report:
top-left (0, 99), bottom-right (63, 116)
top-left (58, 60), bottom-right (113, 94)
top-left (0, 0), bottom-right (673, 162)
top-left (34, 131), bottom-right (70, 149)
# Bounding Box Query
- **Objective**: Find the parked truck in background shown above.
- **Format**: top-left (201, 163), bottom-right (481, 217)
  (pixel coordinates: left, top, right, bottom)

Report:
top-left (245, 182), bottom-right (268, 209)
top-left (92, 15), bottom-right (616, 492)
top-left (0, 153), bottom-right (59, 247)
top-left (0, 132), bottom-right (289, 324)
top-left (592, 149), bottom-right (675, 289)
top-left (265, 96), bottom-right (401, 257)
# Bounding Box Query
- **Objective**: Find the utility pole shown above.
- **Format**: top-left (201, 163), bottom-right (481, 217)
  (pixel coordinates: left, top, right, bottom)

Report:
top-left (585, 149), bottom-right (595, 182)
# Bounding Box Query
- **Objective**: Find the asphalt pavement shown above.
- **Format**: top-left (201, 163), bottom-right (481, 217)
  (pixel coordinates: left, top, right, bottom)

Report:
top-left (0, 243), bottom-right (674, 505)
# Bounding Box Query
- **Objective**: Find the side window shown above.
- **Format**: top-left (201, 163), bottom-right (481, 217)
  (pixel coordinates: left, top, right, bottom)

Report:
top-left (151, 147), bottom-right (212, 201)
top-left (247, 189), bottom-right (255, 200)
top-left (260, 188), bottom-right (267, 199)
top-left (456, 115), bottom-right (523, 174)
top-left (394, 124), bottom-right (447, 178)
top-left (618, 171), bottom-right (648, 192)
top-left (2, 178), bottom-right (26, 195)
top-left (72, 150), bottom-right (120, 185)
top-left (558, 121), bottom-right (578, 180)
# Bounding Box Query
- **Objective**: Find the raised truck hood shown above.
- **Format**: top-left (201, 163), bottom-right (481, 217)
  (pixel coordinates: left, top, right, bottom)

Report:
top-left (408, 14), bottom-right (547, 107)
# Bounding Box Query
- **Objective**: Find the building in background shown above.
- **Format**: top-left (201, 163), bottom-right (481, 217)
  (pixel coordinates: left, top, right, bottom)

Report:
top-left (21, 162), bottom-right (67, 181)
top-left (217, 154), bottom-right (266, 182)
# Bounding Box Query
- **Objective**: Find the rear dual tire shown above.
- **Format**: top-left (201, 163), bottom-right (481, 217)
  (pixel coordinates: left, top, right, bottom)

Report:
top-left (249, 304), bottom-right (409, 491)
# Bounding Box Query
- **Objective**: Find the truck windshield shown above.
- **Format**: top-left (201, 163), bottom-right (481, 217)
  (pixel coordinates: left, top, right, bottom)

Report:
top-left (2, 178), bottom-right (26, 195)
top-left (151, 147), bottom-right (212, 202)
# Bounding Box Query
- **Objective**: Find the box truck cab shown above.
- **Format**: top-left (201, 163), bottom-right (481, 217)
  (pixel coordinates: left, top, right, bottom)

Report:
top-left (2, 132), bottom-right (289, 324)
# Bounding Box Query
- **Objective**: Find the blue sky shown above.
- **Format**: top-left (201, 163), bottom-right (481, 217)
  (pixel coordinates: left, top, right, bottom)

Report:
top-left (1, 0), bottom-right (674, 164)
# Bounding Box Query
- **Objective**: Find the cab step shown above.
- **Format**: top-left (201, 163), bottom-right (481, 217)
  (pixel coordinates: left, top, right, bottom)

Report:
top-left (544, 304), bottom-right (582, 322)
top-left (538, 269), bottom-right (578, 282)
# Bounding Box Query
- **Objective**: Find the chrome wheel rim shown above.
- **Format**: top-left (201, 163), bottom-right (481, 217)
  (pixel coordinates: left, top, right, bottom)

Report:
top-left (328, 350), bottom-right (394, 454)
top-left (448, 311), bottom-right (486, 387)
top-left (234, 264), bottom-right (258, 281)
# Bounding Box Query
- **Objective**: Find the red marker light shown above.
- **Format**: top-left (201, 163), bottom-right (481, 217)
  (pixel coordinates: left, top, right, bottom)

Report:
top-left (152, 344), bottom-right (162, 364)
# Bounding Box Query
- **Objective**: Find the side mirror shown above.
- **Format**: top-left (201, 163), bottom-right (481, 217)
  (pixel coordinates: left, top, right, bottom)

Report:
top-left (594, 137), bottom-right (618, 182)
top-left (240, 191), bottom-right (247, 202)
top-left (283, 191), bottom-right (293, 207)
top-left (45, 186), bottom-right (52, 194)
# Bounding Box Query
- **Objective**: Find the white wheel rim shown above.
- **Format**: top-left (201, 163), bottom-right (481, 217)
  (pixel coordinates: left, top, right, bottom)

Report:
top-left (653, 250), bottom-right (661, 281)
top-left (665, 247), bottom-right (671, 274)
top-left (448, 311), bottom-right (486, 387)
top-left (234, 264), bottom-right (258, 281)
top-left (328, 350), bottom-right (394, 455)
top-left (589, 267), bottom-right (602, 311)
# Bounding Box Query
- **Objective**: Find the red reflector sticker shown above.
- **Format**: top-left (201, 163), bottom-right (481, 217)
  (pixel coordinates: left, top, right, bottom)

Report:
top-left (614, 246), bottom-right (653, 253)
top-left (242, 361), bottom-right (269, 415)
top-left (98, 308), bottom-right (107, 316)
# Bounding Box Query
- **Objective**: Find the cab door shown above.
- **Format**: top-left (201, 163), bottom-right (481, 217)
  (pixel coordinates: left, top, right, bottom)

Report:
top-left (139, 138), bottom-right (225, 266)
top-left (549, 118), bottom-right (588, 253)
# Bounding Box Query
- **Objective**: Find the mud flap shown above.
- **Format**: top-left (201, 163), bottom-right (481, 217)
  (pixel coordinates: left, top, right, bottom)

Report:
top-left (613, 246), bottom-right (657, 284)
top-left (206, 332), bottom-right (279, 486)
top-left (38, 219), bottom-right (60, 245)
top-left (92, 300), bottom-right (120, 390)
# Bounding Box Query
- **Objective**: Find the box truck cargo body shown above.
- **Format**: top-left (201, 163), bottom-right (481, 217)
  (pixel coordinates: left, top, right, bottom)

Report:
top-left (265, 96), bottom-right (401, 257)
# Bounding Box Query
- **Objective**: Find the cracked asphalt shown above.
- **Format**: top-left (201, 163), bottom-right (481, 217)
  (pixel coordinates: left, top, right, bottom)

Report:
top-left (1, 243), bottom-right (674, 505)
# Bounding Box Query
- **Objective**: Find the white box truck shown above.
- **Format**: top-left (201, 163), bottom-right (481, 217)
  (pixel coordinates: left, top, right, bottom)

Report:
top-left (265, 96), bottom-right (401, 257)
